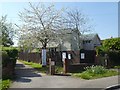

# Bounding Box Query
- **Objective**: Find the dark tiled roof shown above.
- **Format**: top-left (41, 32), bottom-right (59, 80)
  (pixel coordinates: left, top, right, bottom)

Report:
top-left (81, 33), bottom-right (99, 40)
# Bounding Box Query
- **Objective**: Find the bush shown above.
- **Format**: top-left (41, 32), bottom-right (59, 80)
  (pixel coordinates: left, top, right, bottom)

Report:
top-left (2, 47), bottom-right (19, 80)
top-left (103, 38), bottom-right (120, 51)
top-left (2, 47), bottom-right (18, 67)
top-left (96, 38), bottom-right (120, 67)
top-left (2, 51), bottom-right (10, 67)
top-left (85, 65), bottom-right (107, 75)
top-left (2, 47), bottom-right (18, 59)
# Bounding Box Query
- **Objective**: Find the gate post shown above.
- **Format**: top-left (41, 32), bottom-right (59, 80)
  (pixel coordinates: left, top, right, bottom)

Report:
top-left (49, 58), bottom-right (55, 75)
top-left (63, 58), bottom-right (69, 74)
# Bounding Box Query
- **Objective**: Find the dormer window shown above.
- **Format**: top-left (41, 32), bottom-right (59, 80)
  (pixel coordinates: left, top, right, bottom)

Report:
top-left (83, 40), bottom-right (91, 44)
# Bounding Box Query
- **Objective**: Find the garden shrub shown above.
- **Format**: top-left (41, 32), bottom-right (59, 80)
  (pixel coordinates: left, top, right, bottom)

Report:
top-left (96, 38), bottom-right (120, 67)
top-left (2, 47), bottom-right (18, 59)
top-left (102, 38), bottom-right (120, 51)
top-left (2, 51), bottom-right (10, 67)
top-left (85, 65), bottom-right (107, 75)
top-left (2, 46), bottom-right (19, 80)
top-left (2, 47), bottom-right (18, 67)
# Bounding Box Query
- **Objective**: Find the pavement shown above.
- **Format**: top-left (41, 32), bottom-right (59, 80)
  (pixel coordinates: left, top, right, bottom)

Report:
top-left (9, 60), bottom-right (119, 89)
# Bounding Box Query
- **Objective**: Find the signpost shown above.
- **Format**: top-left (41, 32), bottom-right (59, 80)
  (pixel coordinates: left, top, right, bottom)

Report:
top-left (42, 49), bottom-right (46, 66)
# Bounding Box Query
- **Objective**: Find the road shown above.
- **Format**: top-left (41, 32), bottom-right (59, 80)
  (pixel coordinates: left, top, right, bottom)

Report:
top-left (9, 61), bottom-right (119, 89)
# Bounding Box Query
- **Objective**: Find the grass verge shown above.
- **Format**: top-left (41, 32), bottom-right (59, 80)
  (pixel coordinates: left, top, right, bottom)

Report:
top-left (0, 79), bottom-right (11, 90)
top-left (114, 65), bottom-right (120, 69)
top-left (19, 60), bottom-right (48, 73)
top-left (72, 65), bottom-right (119, 80)
top-left (19, 60), bottom-right (64, 74)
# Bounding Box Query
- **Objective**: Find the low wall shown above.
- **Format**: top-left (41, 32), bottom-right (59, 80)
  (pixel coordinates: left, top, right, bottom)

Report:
top-left (68, 63), bottom-right (94, 73)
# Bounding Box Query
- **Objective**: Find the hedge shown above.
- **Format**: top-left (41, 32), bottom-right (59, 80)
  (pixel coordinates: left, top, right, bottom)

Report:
top-left (2, 47), bottom-right (19, 68)
top-left (108, 51), bottom-right (120, 66)
top-left (102, 38), bottom-right (120, 51)
top-left (96, 38), bottom-right (120, 67)
top-left (2, 46), bottom-right (19, 81)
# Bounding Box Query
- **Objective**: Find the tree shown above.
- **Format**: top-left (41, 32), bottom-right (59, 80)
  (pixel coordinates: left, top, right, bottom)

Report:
top-left (62, 9), bottom-right (92, 50)
top-left (18, 2), bottom-right (64, 49)
top-left (64, 9), bottom-right (91, 34)
top-left (0, 15), bottom-right (14, 47)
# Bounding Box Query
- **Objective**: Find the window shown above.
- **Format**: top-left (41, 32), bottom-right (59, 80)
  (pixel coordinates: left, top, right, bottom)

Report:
top-left (83, 40), bottom-right (91, 44)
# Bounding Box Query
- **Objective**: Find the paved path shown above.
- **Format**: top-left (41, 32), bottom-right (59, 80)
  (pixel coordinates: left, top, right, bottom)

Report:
top-left (10, 61), bottom-right (119, 89)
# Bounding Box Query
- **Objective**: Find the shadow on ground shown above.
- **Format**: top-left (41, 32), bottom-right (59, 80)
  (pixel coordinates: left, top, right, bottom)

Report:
top-left (53, 73), bottom-right (71, 76)
top-left (14, 63), bottom-right (42, 83)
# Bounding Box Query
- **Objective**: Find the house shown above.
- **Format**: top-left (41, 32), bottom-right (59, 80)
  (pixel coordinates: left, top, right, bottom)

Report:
top-left (81, 34), bottom-right (101, 50)
top-left (47, 32), bottom-right (101, 51)
top-left (28, 29), bottom-right (101, 64)
top-left (45, 30), bottom-right (101, 64)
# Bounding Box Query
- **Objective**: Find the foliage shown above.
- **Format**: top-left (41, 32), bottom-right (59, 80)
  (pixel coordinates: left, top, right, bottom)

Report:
top-left (55, 66), bottom-right (63, 73)
top-left (96, 46), bottom-right (107, 56)
top-left (73, 65), bottom-right (118, 80)
top-left (0, 15), bottom-right (14, 47)
top-left (102, 38), bottom-right (120, 51)
top-left (85, 65), bottom-right (107, 74)
top-left (2, 47), bottom-right (18, 67)
top-left (18, 3), bottom-right (91, 49)
top-left (18, 2), bottom-right (65, 49)
top-left (2, 51), bottom-right (10, 67)
top-left (114, 65), bottom-right (120, 69)
top-left (1, 47), bottom-right (18, 90)
top-left (96, 38), bottom-right (120, 55)
top-left (96, 38), bottom-right (120, 66)
top-left (2, 47), bottom-right (18, 58)
top-left (1, 79), bottom-right (11, 90)
top-left (21, 60), bottom-right (42, 69)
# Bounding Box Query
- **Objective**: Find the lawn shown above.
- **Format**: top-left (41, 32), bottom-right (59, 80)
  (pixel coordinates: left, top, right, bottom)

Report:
top-left (72, 65), bottom-right (119, 80)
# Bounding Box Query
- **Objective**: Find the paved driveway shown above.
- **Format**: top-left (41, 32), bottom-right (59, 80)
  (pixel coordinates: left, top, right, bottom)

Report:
top-left (10, 61), bottom-right (119, 89)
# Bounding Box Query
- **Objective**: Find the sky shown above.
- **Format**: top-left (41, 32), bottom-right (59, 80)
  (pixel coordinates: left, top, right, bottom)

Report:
top-left (0, 1), bottom-right (119, 46)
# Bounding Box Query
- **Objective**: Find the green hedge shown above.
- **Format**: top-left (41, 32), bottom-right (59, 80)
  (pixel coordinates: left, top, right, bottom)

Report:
top-left (2, 51), bottom-right (9, 67)
top-left (2, 47), bottom-right (18, 68)
top-left (103, 38), bottom-right (120, 51)
top-left (2, 47), bottom-right (19, 80)
top-left (96, 38), bottom-right (120, 67)
top-left (108, 51), bottom-right (120, 66)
